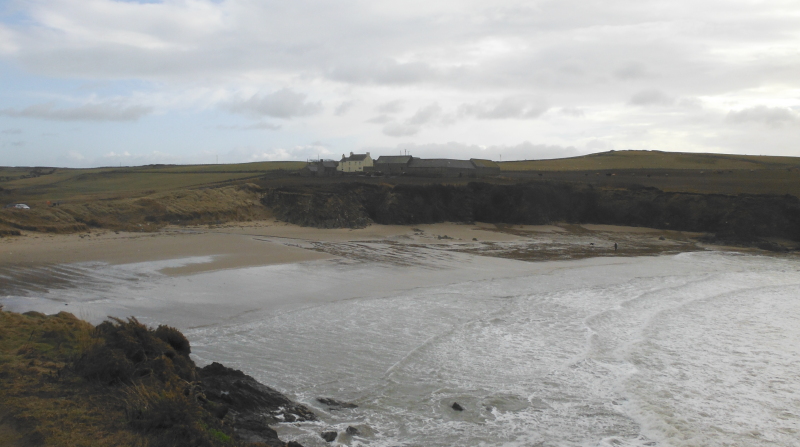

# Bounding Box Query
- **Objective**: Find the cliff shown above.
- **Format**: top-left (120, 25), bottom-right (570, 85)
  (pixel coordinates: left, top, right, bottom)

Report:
top-left (262, 182), bottom-right (800, 248)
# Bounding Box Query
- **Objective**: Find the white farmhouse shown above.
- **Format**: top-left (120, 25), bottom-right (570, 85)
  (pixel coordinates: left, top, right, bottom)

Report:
top-left (337, 152), bottom-right (373, 173)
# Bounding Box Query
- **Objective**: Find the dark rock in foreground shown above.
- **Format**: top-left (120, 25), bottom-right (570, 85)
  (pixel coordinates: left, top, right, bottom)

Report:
top-left (320, 431), bottom-right (337, 442)
top-left (198, 362), bottom-right (316, 446)
top-left (451, 402), bottom-right (464, 411)
top-left (200, 362), bottom-right (316, 423)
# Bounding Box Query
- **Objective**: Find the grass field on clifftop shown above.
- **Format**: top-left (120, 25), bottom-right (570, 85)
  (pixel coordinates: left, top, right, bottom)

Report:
top-left (0, 161), bottom-right (304, 203)
top-left (500, 150), bottom-right (800, 171)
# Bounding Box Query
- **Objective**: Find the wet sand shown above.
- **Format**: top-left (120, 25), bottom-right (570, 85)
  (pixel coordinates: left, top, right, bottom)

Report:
top-left (0, 220), bottom-right (712, 278)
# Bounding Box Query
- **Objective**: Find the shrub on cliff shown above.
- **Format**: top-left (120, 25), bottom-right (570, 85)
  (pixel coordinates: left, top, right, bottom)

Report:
top-left (75, 317), bottom-right (196, 384)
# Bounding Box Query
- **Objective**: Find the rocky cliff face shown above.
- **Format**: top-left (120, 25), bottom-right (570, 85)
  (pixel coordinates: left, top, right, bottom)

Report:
top-left (262, 182), bottom-right (800, 246)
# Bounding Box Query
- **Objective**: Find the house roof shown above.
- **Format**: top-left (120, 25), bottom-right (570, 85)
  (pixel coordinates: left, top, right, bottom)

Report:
top-left (408, 158), bottom-right (476, 169)
top-left (470, 159), bottom-right (500, 169)
top-left (320, 161), bottom-right (338, 168)
top-left (375, 155), bottom-right (412, 164)
top-left (342, 153), bottom-right (369, 162)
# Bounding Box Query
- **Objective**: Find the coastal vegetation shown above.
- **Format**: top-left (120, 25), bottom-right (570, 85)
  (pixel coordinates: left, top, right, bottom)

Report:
top-left (0, 307), bottom-right (310, 447)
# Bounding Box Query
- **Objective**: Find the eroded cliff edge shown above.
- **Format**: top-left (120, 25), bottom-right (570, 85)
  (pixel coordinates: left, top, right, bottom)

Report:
top-left (263, 182), bottom-right (800, 250)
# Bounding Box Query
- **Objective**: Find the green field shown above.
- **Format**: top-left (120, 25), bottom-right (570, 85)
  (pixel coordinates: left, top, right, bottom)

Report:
top-left (500, 150), bottom-right (800, 171)
top-left (0, 162), bottom-right (305, 203)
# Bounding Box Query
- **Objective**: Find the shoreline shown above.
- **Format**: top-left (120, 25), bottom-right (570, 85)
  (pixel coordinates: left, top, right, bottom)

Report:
top-left (0, 220), bottom-right (766, 277)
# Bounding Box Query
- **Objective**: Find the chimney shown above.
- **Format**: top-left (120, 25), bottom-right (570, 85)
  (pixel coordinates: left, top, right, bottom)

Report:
top-left (366, 152), bottom-right (370, 157)
top-left (350, 152), bottom-right (354, 156)
top-left (342, 154), bottom-right (345, 159)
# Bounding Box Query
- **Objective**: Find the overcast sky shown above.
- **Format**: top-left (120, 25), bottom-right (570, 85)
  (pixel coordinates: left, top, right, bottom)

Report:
top-left (1, 0), bottom-right (799, 167)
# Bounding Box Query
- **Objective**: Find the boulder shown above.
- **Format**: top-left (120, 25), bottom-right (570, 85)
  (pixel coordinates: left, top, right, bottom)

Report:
top-left (316, 397), bottom-right (358, 409)
top-left (451, 402), bottom-right (464, 411)
top-left (320, 431), bottom-right (337, 442)
top-left (199, 362), bottom-right (316, 423)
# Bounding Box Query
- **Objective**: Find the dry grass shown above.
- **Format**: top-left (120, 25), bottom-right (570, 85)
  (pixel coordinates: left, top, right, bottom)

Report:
top-left (0, 162), bottom-right (304, 203)
top-left (0, 309), bottom-right (242, 447)
top-left (0, 184), bottom-right (270, 234)
top-left (0, 310), bottom-right (143, 446)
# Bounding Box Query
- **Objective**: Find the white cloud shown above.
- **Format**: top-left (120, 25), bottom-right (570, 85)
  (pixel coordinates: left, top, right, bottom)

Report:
top-left (0, 25), bottom-right (18, 54)
top-left (2, 0), bottom-right (800, 164)
top-left (66, 150), bottom-right (85, 160)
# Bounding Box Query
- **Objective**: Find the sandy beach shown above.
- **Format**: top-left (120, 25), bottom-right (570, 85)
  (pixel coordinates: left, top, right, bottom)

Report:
top-left (0, 220), bottom-right (707, 277)
top-left (0, 221), bottom-right (698, 274)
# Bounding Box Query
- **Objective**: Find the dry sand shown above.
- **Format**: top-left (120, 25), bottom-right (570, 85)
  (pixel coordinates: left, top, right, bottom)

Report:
top-left (0, 220), bottom-right (712, 277)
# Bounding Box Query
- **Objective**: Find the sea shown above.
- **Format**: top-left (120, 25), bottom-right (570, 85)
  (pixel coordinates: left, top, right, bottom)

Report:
top-left (2, 248), bottom-right (799, 447)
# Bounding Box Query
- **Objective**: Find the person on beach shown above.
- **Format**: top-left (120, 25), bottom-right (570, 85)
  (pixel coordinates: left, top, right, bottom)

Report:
top-left (614, 242), bottom-right (618, 251)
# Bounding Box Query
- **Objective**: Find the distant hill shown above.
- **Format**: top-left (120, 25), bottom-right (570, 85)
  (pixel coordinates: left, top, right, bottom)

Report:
top-left (500, 150), bottom-right (800, 171)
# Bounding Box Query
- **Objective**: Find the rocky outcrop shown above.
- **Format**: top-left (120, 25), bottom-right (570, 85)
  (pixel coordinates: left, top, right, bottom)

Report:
top-left (198, 362), bottom-right (316, 446)
top-left (316, 397), bottom-right (358, 409)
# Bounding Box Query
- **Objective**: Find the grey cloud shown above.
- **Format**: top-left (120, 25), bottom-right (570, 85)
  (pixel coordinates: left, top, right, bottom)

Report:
top-left (329, 60), bottom-right (437, 85)
top-left (379, 103), bottom-right (442, 137)
top-left (225, 89), bottom-right (322, 119)
top-left (366, 115), bottom-right (392, 124)
top-left (628, 89), bottom-right (674, 106)
top-left (382, 123), bottom-right (420, 137)
top-left (334, 101), bottom-right (356, 116)
top-left (726, 106), bottom-right (799, 127)
top-left (376, 100), bottom-right (404, 114)
top-left (560, 107), bottom-right (585, 117)
top-left (406, 103), bottom-right (442, 125)
top-left (1, 128), bottom-right (22, 134)
top-left (0, 102), bottom-right (151, 121)
top-left (614, 62), bottom-right (650, 80)
top-left (461, 97), bottom-right (549, 120)
top-left (217, 122), bottom-right (281, 131)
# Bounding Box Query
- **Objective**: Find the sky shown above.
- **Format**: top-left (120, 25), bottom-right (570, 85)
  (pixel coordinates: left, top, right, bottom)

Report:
top-left (0, 0), bottom-right (799, 167)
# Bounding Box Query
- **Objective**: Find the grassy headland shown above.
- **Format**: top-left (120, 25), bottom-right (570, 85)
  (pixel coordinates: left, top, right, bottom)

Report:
top-left (0, 162), bottom-right (304, 234)
top-left (0, 306), bottom-right (306, 447)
